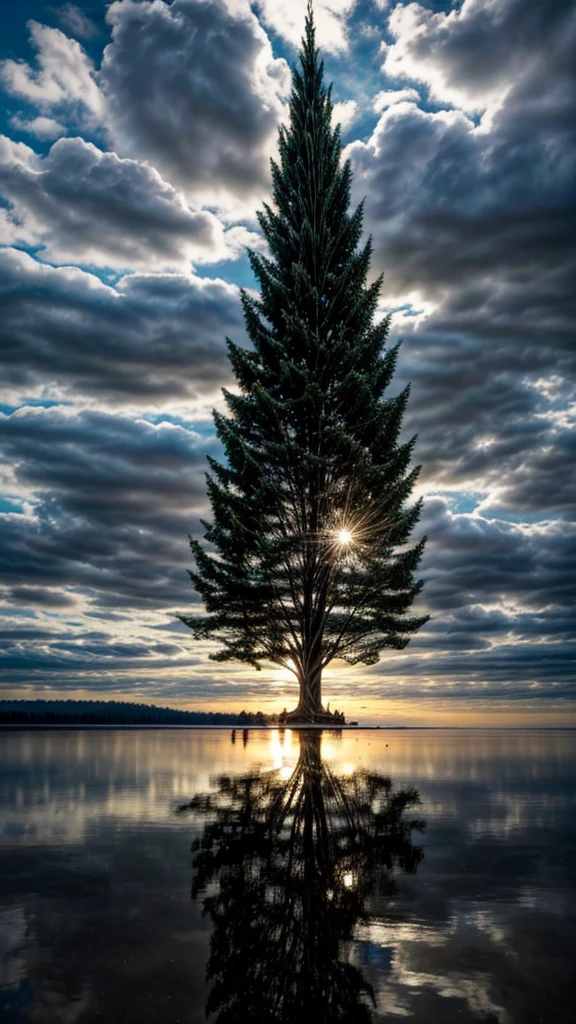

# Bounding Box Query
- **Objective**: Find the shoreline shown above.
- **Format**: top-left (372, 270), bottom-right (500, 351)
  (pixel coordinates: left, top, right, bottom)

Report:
top-left (1, 723), bottom-right (575, 731)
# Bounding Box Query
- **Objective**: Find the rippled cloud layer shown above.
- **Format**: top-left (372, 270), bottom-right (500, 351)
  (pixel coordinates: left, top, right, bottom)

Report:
top-left (0, 0), bottom-right (574, 721)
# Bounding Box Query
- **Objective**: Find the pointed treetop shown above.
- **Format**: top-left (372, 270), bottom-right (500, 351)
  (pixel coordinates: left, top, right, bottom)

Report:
top-left (301, 0), bottom-right (320, 75)
top-left (304, 0), bottom-right (316, 48)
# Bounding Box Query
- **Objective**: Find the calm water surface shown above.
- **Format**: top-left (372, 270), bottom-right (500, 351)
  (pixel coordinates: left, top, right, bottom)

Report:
top-left (0, 728), bottom-right (575, 1023)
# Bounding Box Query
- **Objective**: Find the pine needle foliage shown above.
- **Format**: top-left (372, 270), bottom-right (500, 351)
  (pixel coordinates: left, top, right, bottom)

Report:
top-left (180, 5), bottom-right (428, 718)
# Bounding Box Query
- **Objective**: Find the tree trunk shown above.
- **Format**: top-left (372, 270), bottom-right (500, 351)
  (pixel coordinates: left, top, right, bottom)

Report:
top-left (288, 662), bottom-right (323, 721)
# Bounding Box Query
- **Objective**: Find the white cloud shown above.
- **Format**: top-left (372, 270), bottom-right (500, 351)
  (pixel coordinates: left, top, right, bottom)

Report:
top-left (383, 0), bottom-right (508, 113)
top-left (0, 135), bottom-right (260, 271)
top-left (373, 87), bottom-right (420, 112)
top-left (332, 99), bottom-right (357, 129)
top-left (0, 3), bottom-right (293, 217)
top-left (99, 0), bottom-right (290, 211)
top-left (256, 0), bottom-right (355, 54)
top-left (10, 115), bottom-right (67, 140)
top-left (0, 20), bottom-right (103, 124)
top-left (382, 0), bottom-right (573, 121)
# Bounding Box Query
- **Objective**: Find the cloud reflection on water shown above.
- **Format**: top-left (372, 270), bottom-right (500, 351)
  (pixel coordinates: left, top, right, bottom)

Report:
top-left (0, 728), bottom-right (574, 1022)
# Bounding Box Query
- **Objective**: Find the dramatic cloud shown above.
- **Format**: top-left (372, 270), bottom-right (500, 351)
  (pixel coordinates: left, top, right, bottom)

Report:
top-left (2, 2), bottom-right (291, 212)
top-left (347, 0), bottom-right (576, 527)
top-left (100, 0), bottom-right (290, 206)
top-left (0, 249), bottom-right (243, 403)
top-left (421, 501), bottom-right (565, 609)
top-left (0, 19), bottom-right (103, 125)
top-left (383, 0), bottom-right (574, 118)
top-left (0, 135), bottom-right (258, 270)
top-left (0, 406), bottom-right (213, 613)
top-left (349, 96), bottom-right (575, 304)
top-left (0, 0), bottom-right (574, 713)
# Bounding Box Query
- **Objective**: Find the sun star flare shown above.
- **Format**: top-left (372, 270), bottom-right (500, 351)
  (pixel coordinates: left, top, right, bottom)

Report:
top-left (336, 528), bottom-right (353, 546)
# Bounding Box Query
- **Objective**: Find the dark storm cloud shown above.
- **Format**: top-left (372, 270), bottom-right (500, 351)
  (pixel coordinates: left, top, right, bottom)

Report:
top-left (409, 499), bottom-right (576, 682)
top-left (352, 97), bottom-right (576, 308)
top-left (0, 135), bottom-right (226, 270)
top-left (344, 0), bottom-right (576, 701)
top-left (398, 324), bottom-right (575, 515)
top-left (0, 632), bottom-right (250, 692)
top-left (100, 0), bottom-right (289, 200)
top-left (0, 406), bottom-right (214, 612)
top-left (1, 1), bottom-right (289, 207)
top-left (0, 249), bottom-right (242, 402)
top-left (370, 645), bottom-right (576, 695)
top-left (348, 0), bottom-right (576, 523)
top-left (9, 586), bottom-right (78, 608)
top-left (350, 0), bottom-right (576, 336)
top-left (0, 630), bottom-right (194, 681)
top-left (0, 0), bottom-right (574, 703)
top-left (384, 0), bottom-right (574, 113)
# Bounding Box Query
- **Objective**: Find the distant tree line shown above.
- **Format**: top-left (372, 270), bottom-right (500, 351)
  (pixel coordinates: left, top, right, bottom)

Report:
top-left (0, 699), bottom-right (244, 726)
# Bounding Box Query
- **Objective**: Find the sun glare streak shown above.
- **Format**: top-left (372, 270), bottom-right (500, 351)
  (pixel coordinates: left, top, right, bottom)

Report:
top-left (317, 477), bottom-right (397, 560)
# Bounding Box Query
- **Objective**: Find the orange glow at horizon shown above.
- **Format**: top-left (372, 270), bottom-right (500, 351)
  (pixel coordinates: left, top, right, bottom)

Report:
top-left (3, 685), bottom-right (575, 728)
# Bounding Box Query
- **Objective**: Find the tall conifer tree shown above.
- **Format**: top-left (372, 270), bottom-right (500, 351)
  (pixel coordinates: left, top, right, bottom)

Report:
top-left (181, 4), bottom-right (428, 721)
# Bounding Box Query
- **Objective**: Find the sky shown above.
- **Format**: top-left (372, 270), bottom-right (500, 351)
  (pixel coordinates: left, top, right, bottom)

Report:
top-left (0, 0), bottom-right (574, 726)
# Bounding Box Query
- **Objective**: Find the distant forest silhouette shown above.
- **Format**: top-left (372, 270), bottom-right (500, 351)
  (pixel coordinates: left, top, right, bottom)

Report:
top-left (0, 699), bottom-right (268, 726)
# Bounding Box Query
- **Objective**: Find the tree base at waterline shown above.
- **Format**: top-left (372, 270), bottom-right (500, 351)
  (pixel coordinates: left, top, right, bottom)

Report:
top-left (280, 707), bottom-right (346, 726)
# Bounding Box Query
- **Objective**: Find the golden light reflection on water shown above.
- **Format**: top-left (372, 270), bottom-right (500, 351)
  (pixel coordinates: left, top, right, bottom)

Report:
top-left (1, 727), bottom-right (574, 850)
top-left (268, 725), bottom-right (294, 770)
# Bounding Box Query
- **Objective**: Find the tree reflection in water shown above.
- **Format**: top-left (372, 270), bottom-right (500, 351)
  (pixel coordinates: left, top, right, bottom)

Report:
top-left (184, 730), bottom-right (425, 1023)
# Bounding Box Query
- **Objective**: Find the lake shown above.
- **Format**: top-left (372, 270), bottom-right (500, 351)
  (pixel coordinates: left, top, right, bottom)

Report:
top-left (0, 728), bottom-right (575, 1023)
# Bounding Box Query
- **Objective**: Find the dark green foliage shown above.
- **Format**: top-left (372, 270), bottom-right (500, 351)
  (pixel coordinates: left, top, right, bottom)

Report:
top-left (181, 6), bottom-right (428, 713)
top-left (184, 730), bottom-right (425, 1022)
